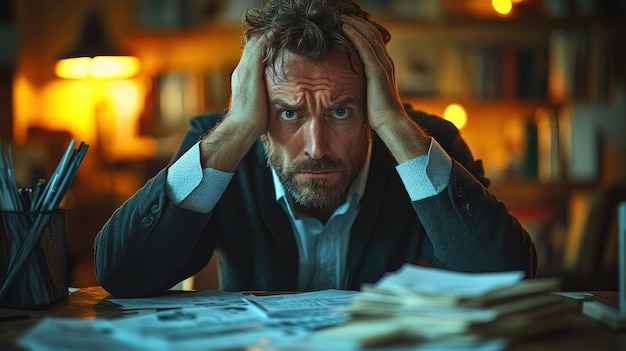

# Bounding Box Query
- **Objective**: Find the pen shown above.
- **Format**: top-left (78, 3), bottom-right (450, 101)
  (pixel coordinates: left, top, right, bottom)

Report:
top-left (18, 187), bottom-right (32, 211)
top-left (30, 179), bottom-right (45, 212)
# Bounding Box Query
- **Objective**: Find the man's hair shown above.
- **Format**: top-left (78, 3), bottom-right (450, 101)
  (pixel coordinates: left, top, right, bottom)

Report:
top-left (243, 0), bottom-right (390, 65)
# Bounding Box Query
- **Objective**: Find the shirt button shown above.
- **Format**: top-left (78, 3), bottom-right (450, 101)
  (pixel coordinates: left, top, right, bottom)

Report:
top-left (456, 186), bottom-right (464, 198)
top-left (141, 215), bottom-right (154, 227)
top-left (150, 203), bottom-right (160, 214)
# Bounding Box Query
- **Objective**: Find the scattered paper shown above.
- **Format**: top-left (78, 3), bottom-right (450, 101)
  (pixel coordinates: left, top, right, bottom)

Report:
top-left (108, 290), bottom-right (247, 310)
top-left (17, 264), bottom-right (561, 351)
top-left (245, 289), bottom-right (358, 331)
top-left (246, 289), bottom-right (358, 315)
top-left (554, 291), bottom-right (594, 300)
top-left (111, 300), bottom-right (267, 338)
top-left (18, 289), bottom-right (357, 350)
top-left (17, 315), bottom-right (300, 351)
top-left (18, 317), bottom-right (150, 351)
top-left (375, 264), bottom-right (525, 298)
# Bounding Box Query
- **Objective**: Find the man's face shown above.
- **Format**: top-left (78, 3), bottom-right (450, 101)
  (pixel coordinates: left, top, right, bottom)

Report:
top-left (263, 49), bottom-right (370, 209)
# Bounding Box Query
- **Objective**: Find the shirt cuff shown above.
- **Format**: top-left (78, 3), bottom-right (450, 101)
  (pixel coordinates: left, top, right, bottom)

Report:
top-left (166, 142), bottom-right (234, 214)
top-left (396, 138), bottom-right (452, 201)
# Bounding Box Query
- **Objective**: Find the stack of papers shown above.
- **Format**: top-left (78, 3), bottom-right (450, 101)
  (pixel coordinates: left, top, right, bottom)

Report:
top-left (312, 265), bottom-right (577, 349)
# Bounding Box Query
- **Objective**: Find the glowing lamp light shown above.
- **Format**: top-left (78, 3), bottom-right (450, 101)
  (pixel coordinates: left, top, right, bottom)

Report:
top-left (56, 11), bottom-right (140, 80)
top-left (51, 10), bottom-right (147, 163)
top-left (444, 103), bottom-right (468, 130)
top-left (492, 0), bottom-right (514, 16)
top-left (55, 56), bottom-right (141, 80)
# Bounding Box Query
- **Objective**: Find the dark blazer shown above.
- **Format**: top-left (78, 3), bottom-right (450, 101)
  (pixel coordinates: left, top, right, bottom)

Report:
top-left (95, 108), bottom-right (537, 297)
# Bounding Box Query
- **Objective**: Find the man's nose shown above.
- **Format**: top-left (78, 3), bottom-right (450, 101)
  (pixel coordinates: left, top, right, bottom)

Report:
top-left (303, 117), bottom-right (330, 160)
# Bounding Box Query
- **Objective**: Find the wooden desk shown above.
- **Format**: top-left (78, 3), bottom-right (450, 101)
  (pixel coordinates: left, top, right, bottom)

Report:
top-left (1, 287), bottom-right (625, 350)
top-left (1, 287), bottom-right (120, 351)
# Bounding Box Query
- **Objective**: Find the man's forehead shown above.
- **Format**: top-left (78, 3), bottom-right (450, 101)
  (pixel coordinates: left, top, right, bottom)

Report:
top-left (265, 49), bottom-right (364, 82)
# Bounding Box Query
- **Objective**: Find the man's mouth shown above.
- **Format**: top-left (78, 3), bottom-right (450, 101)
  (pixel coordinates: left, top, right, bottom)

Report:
top-left (297, 170), bottom-right (339, 179)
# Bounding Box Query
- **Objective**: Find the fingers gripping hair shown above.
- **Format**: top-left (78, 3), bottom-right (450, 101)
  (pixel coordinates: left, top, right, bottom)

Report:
top-left (243, 0), bottom-right (390, 65)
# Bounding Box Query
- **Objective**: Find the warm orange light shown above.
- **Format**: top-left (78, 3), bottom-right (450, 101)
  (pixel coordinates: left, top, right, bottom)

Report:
top-left (55, 56), bottom-right (141, 80)
top-left (103, 80), bottom-right (157, 162)
top-left (492, 0), bottom-right (513, 16)
top-left (444, 103), bottom-right (468, 130)
top-left (14, 77), bottom-right (99, 144)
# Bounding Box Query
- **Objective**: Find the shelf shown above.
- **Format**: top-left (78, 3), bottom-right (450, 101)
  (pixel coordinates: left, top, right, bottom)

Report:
top-left (121, 3), bottom-right (625, 113)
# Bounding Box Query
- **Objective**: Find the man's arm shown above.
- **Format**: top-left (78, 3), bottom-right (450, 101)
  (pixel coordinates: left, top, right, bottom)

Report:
top-left (94, 116), bottom-right (222, 297)
top-left (395, 132), bottom-right (537, 276)
top-left (342, 15), bottom-right (536, 277)
top-left (413, 161), bottom-right (537, 277)
top-left (95, 34), bottom-right (272, 298)
top-left (387, 112), bottom-right (536, 277)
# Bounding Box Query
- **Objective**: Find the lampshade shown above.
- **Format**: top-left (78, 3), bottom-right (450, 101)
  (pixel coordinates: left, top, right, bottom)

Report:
top-left (55, 11), bottom-right (140, 79)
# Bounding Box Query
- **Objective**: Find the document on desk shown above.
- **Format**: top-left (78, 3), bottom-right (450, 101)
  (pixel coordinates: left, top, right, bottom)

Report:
top-left (18, 300), bottom-right (301, 351)
top-left (374, 264), bottom-right (525, 298)
top-left (246, 289), bottom-right (359, 331)
top-left (17, 290), bottom-right (357, 351)
top-left (246, 289), bottom-right (358, 315)
top-left (107, 290), bottom-right (248, 310)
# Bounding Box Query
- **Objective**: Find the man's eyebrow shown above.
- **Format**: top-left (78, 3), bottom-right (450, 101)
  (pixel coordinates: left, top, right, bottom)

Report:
top-left (271, 97), bottom-right (358, 111)
top-left (325, 97), bottom-right (358, 111)
top-left (271, 98), bottom-right (301, 109)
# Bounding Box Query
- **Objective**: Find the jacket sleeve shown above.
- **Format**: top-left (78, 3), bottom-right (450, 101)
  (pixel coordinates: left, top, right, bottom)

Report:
top-left (94, 113), bottom-right (226, 297)
top-left (413, 162), bottom-right (537, 277)
top-left (408, 108), bottom-right (537, 277)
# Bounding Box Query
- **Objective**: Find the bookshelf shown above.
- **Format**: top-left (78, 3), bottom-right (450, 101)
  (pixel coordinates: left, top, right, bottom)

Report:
top-left (372, 8), bottom-right (626, 187)
top-left (381, 15), bottom-right (625, 104)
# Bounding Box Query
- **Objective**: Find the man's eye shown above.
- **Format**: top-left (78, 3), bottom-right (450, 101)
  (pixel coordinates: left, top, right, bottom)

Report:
top-left (280, 110), bottom-right (297, 121)
top-left (332, 108), bottom-right (350, 119)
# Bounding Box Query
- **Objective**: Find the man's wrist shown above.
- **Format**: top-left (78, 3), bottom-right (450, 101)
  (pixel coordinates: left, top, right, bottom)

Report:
top-left (374, 115), bottom-right (431, 163)
top-left (199, 117), bottom-right (262, 171)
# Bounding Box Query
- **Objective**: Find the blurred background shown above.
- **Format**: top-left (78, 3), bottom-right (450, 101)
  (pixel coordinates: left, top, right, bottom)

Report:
top-left (1, 0), bottom-right (625, 291)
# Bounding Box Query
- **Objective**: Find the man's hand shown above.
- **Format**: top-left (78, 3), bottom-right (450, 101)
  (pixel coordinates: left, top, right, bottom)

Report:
top-left (199, 34), bottom-right (269, 171)
top-left (227, 34), bottom-right (271, 134)
top-left (341, 15), bottom-right (431, 163)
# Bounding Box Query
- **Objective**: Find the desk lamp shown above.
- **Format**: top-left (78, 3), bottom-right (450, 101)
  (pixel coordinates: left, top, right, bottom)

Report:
top-left (55, 11), bottom-right (140, 80)
top-left (54, 10), bottom-right (140, 162)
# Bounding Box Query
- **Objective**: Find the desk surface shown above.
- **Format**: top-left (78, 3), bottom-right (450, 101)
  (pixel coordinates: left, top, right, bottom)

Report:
top-left (1, 287), bottom-right (625, 350)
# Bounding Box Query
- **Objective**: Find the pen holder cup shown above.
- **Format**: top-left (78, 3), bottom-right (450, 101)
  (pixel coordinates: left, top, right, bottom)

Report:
top-left (0, 210), bottom-right (69, 309)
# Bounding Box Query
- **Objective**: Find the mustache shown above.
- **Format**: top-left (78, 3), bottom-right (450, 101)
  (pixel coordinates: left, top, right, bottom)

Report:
top-left (288, 157), bottom-right (346, 173)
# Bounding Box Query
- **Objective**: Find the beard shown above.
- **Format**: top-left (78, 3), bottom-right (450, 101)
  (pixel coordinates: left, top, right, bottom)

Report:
top-left (262, 134), bottom-right (369, 209)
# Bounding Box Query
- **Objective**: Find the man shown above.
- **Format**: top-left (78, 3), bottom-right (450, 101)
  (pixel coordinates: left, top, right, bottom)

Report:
top-left (95, 0), bottom-right (536, 297)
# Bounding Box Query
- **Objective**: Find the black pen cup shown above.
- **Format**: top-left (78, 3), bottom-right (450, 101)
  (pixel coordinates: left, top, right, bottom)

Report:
top-left (0, 210), bottom-right (69, 309)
